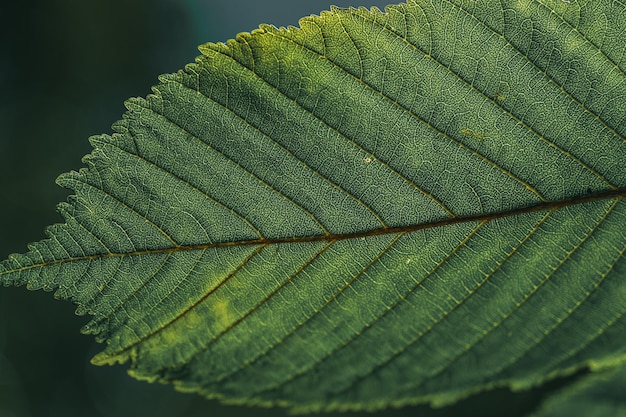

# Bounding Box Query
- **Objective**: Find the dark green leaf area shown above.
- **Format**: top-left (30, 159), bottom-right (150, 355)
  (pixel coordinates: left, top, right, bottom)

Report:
top-left (533, 363), bottom-right (626, 417)
top-left (1, 0), bottom-right (625, 412)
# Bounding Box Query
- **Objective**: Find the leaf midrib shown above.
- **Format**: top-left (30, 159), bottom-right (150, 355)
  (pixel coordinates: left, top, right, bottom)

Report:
top-left (2, 188), bottom-right (624, 276)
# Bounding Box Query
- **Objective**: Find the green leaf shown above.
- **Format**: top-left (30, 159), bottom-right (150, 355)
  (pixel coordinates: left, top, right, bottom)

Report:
top-left (1, 0), bottom-right (625, 412)
top-left (532, 363), bottom-right (626, 417)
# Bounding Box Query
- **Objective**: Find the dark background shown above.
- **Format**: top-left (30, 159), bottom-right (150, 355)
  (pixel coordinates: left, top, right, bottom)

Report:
top-left (0, 1), bottom-right (578, 416)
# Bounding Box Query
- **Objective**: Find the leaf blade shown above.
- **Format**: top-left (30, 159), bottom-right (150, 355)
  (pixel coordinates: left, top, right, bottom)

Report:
top-left (1, 0), bottom-right (625, 412)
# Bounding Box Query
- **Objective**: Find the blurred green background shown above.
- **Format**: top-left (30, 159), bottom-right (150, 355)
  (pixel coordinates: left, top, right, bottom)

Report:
top-left (0, 1), bottom-right (582, 416)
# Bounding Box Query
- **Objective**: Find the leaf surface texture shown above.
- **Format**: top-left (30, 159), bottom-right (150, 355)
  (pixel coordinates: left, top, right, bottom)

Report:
top-left (1, 0), bottom-right (625, 411)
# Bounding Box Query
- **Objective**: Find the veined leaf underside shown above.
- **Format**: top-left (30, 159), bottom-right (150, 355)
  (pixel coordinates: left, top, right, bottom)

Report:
top-left (1, 0), bottom-right (625, 412)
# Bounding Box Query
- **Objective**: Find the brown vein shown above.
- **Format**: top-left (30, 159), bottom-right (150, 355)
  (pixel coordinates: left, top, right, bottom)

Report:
top-left (1, 189), bottom-right (624, 278)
